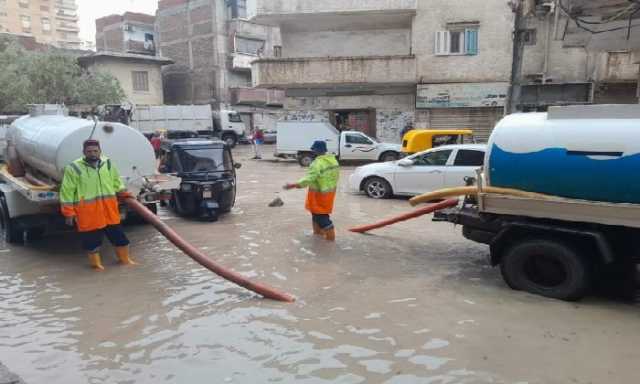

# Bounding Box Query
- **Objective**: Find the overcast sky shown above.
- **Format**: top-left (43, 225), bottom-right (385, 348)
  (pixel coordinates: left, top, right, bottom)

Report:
top-left (77, 0), bottom-right (158, 44)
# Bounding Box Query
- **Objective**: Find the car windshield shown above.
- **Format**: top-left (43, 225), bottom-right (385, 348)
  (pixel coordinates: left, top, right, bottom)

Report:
top-left (176, 148), bottom-right (231, 173)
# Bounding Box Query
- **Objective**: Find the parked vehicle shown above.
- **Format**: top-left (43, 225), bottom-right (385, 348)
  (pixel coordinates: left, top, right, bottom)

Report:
top-left (429, 105), bottom-right (640, 301)
top-left (0, 105), bottom-right (180, 244)
top-left (275, 121), bottom-right (402, 167)
top-left (129, 104), bottom-right (214, 135)
top-left (213, 110), bottom-right (247, 148)
top-left (402, 129), bottom-right (475, 154)
top-left (349, 144), bottom-right (486, 198)
top-left (159, 139), bottom-right (240, 221)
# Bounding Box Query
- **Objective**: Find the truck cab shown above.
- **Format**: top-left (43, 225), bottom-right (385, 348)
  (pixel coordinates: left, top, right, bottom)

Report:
top-left (159, 139), bottom-right (241, 221)
top-left (213, 110), bottom-right (246, 148)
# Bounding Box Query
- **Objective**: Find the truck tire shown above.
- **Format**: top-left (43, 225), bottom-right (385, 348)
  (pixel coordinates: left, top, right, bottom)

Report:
top-left (221, 133), bottom-right (237, 148)
top-left (297, 152), bottom-right (315, 167)
top-left (363, 177), bottom-right (393, 199)
top-left (0, 194), bottom-right (23, 244)
top-left (500, 238), bottom-right (590, 301)
top-left (379, 151), bottom-right (399, 162)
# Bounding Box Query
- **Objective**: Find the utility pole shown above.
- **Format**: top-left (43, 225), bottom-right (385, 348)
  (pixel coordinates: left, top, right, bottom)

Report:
top-left (507, 0), bottom-right (525, 114)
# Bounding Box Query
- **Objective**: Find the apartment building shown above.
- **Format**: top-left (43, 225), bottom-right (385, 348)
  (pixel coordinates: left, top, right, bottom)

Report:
top-left (0, 0), bottom-right (81, 49)
top-left (511, 0), bottom-right (640, 111)
top-left (96, 12), bottom-right (156, 56)
top-left (155, 0), bottom-right (284, 131)
top-left (250, 0), bottom-right (515, 142)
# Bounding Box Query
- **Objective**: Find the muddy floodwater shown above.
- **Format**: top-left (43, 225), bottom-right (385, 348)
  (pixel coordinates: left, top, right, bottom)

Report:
top-left (1, 145), bottom-right (639, 384)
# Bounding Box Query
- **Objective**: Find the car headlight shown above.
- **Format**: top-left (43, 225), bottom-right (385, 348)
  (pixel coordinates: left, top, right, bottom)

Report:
top-left (181, 183), bottom-right (192, 192)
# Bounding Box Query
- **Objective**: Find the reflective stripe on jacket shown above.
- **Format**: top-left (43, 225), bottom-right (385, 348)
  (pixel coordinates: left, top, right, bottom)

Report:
top-left (297, 154), bottom-right (339, 214)
top-left (59, 157), bottom-right (126, 232)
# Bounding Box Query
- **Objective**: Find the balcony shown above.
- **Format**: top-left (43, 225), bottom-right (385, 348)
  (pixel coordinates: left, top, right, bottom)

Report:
top-left (231, 87), bottom-right (285, 106)
top-left (56, 23), bottom-right (79, 32)
top-left (126, 40), bottom-right (156, 56)
top-left (252, 55), bottom-right (416, 88)
top-left (249, 0), bottom-right (417, 21)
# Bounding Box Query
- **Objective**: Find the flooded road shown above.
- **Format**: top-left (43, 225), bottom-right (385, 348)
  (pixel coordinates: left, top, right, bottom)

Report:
top-left (1, 145), bottom-right (639, 384)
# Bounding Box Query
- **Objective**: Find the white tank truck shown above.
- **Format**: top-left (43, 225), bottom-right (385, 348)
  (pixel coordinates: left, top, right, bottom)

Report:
top-left (0, 105), bottom-right (180, 244)
top-left (413, 104), bottom-right (640, 301)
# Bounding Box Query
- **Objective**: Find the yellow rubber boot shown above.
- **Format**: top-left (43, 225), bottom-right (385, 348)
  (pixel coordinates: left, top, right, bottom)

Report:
top-left (115, 246), bottom-right (137, 266)
top-left (312, 220), bottom-right (323, 235)
top-left (324, 227), bottom-right (336, 242)
top-left (88, 252), bottom-right (105, 272)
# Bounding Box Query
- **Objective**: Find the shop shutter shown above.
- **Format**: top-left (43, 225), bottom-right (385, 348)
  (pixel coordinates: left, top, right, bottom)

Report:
top-left (427, 107), bottom-right (504, 142)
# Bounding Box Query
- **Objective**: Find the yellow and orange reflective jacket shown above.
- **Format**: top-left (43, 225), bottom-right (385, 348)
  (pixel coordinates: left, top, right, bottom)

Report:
top-left (297, 154), bottom-right (340, 214)
top-left (59, 157), bottom-right (126, 232)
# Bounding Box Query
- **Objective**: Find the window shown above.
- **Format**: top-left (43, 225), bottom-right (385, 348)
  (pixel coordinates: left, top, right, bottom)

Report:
top-left (273, 45), bottom-right (282, 57)
top-left (132, 71), bottom-right (149, 92)
top-left (20, 15), bottom-right (31, 31)
top-left (41, 17), bottom-right (51, 32)
top-left (521, 29), bottom-right (537, 45)
top-left (40, 5), bottom-right (49, 11)
top-left (228, 112), bottom-right (242, 122)
top-left (435, 28), bottom-right (478, 56)
top-left (345, 133), bottom-right (373, 145)
top-left (235, 36), bottom-right (264, 56)
top-left (413, 149), bottom-right (452, 166)
top-left (19, 0), bottom-right (29, 8)
top-left (453, 150), bottom-right (484, 166)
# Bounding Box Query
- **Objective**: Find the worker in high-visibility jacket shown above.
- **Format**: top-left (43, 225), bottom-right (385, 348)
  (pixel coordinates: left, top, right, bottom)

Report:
top-left (284, 140), bottom-right (340, 241)
top-left (60, 139), bottom-right (136, 271)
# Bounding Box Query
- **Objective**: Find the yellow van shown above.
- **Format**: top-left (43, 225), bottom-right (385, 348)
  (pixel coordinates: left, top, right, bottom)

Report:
top-left (402, 129), bottom-right (475, 154)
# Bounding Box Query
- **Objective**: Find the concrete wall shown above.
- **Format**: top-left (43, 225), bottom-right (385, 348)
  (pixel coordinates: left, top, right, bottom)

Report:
top-left (250, 0), bottom-right (417, 18)
top-left (413, 0), bottom-right (514, 83)
top-left (284, 93), bottom-right (415, 142)
top-left (88, 58), bottom-right (165, 105)
top-left (282, 29), bottom-right (411, 58)
top-left (253, 55), bottom-right (416, 87)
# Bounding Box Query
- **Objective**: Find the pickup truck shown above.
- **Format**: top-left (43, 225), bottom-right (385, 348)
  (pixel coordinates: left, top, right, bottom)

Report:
top-left (275, 121), bottom-right (402, 166)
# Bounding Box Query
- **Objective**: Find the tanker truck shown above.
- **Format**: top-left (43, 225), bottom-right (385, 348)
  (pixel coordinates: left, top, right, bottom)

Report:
top-left (422, 105), bottom-right (640, 301)
top-left (0, 104), bottom-right (180, 244)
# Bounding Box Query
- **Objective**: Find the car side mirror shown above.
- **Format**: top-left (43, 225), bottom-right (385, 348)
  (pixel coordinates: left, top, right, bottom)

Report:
top-left (398, 159), bottom-right (413, 167)
top-left (234, 163), bottom-right (242, 169)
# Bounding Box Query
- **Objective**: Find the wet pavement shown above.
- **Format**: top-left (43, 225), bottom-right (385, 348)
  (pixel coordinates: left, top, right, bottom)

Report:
top-left (1, 144), bottom-right (639, 384)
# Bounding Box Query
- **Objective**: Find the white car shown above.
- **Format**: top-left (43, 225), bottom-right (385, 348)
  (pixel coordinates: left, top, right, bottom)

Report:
top-left (349, 144), bottom-right (486, 199)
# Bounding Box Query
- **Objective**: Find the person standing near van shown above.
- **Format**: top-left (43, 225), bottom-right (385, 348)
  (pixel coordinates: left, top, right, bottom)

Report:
top-left (252, 128), bottom-right (264, 160)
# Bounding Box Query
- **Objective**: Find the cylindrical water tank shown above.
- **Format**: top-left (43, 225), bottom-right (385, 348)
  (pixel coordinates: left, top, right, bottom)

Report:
top-left (486, 105), bottom-right (640, 204)
top-left (8, 114), bottom-right (156, 189)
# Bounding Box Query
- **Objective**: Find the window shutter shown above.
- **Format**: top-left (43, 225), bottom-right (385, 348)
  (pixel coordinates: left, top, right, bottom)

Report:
top-left (465, 28), bottom-right (478, 55)
top-left (435, 31), bottom-right (449, 56)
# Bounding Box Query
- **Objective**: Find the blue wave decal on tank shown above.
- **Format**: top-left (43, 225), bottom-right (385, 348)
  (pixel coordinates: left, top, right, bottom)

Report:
top-left (489, 144), bottom-right (640, 204)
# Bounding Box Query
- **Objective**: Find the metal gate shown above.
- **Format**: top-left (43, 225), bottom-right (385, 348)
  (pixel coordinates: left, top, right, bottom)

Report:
top-left (418, 107), bottom-right (504, 142)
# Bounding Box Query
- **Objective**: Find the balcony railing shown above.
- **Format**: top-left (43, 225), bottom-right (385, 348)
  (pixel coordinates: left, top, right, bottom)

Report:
top-left (252, 55), bottom-right (416, 88)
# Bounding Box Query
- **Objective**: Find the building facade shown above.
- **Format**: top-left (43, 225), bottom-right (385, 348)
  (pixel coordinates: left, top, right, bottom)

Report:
top-left (155, 0), bottom-right (284, 132)
top-left (79, 52), bottom-right (173, 106)
top-left (511, 0), bottom-right (640, 112)
top-left (0, 0), bottom-right (81, 49)
top-left (96, 12), bottom-right (156, 56)
top-left (251, 0), bottom-right (515, 142)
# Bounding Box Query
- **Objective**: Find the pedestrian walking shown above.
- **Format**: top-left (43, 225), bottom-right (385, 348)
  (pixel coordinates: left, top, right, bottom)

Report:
top-left (283, 140), bottom-right (340, 241)
top-left (252, 128), bottom-right (264, 159)
top-left (60, 140), bottom-right (136, 271)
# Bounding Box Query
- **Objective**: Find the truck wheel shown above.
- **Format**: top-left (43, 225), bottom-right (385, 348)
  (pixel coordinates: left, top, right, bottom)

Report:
top-left (222, 133), bottom-right (237, 148)
top-left (297, 152), bottom-right (315, 167)
top-left (363, 177), bottom-right (392, 199)
top-left (0, 194), bottom-right (22, 244)
top-left (379, 151), bottom-right (399, 162)
top-left (500, 238), bottom-right (590, 301)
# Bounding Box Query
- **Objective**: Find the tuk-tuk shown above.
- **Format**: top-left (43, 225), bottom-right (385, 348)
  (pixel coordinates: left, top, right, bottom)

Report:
top-left (402, 129), bottom-right (475, 154)
top-left (159, 139), bottom-right (241, 221)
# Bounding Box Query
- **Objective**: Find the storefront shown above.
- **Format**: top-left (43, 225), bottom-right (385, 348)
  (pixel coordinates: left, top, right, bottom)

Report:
top-left (416, 82), bottom-right (508, 142)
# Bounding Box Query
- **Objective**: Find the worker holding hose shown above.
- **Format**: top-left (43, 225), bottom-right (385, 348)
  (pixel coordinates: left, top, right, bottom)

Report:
top-left (60, 139), bottom-right (136, 271)
top-left (284, 141), bottom-right (340, 241)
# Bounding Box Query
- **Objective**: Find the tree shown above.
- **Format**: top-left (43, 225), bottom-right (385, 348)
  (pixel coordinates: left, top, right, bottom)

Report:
top-left (0, 37), bottom-right (126, 113)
